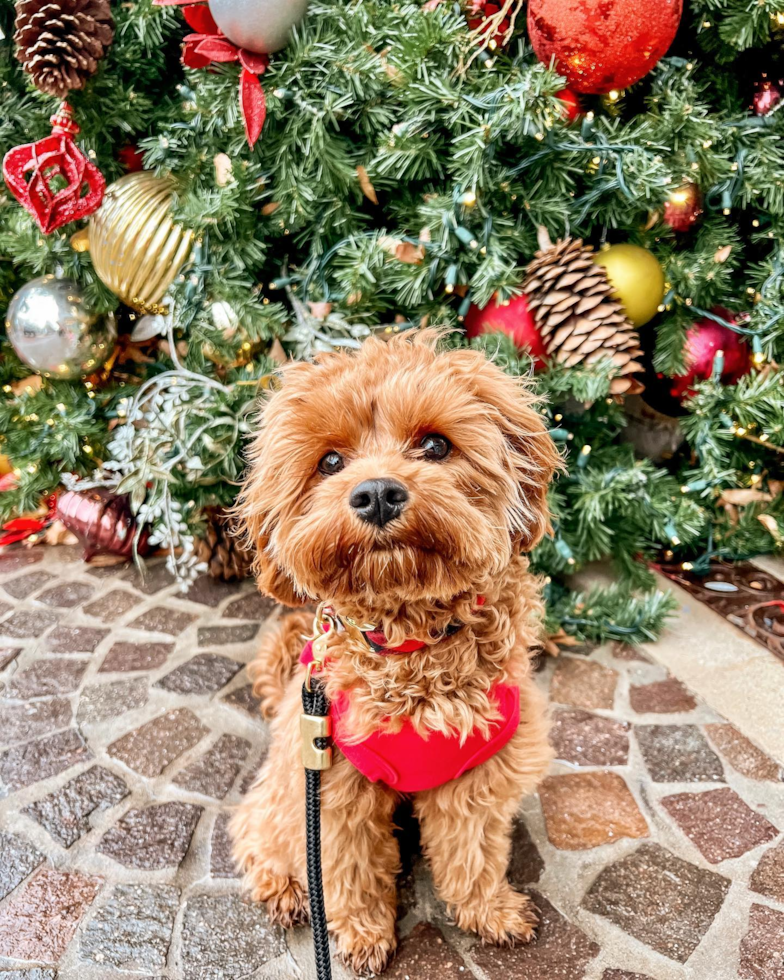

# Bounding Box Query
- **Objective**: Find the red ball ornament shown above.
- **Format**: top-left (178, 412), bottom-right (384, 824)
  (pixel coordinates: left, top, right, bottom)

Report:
top-left (557, 87), bottom-right (582, 123)
top-left (118, 144), bottom-right (145, 172)
top-left (669, 310), bottom-right (751, 401)
top-left (527, 0), bottom-right (683, 94)
top-left (464, 293), bottom-right (547, 362)
top-left (753, 78), bottom-right (783, 116)
top-left (663, 183), bottom-right (703, 233)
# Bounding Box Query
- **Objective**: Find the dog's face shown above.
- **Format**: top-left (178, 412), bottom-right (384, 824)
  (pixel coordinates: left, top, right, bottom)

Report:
top-left (239, 331), bottom-right (559, 607)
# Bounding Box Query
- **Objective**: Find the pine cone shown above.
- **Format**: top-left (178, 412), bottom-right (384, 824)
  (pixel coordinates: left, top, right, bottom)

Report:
top-left (523, 231), bottom-right (643, 395)
top-left (14, 0), bottom-right (113, 98)
top-left (195, 509), bottom-right (254, 583)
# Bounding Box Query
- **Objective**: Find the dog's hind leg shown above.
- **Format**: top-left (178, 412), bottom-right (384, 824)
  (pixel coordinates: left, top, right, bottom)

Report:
top-left (248, 610), bottom-right (313, 719)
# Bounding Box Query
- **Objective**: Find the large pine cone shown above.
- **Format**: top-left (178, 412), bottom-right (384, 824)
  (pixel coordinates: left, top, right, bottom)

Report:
top-left (195, 509), bottom-right (254, 583)
top-left (14, 0), bottom-right (113, 98)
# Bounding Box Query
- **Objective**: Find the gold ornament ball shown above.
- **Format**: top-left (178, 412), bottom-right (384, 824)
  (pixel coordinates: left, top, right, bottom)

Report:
top-left (593, 243), bottom-right (665, 327)
top-left (88, 172), bottom-right (194, 314)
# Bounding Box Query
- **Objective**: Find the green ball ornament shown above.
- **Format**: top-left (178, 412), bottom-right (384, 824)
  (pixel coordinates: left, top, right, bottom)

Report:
top-left (209, 0), bottom-right (309, 53)
top-left (593, 244), bottom-right (665, 328)
top-left (5, 275), bottom-right (117, 379)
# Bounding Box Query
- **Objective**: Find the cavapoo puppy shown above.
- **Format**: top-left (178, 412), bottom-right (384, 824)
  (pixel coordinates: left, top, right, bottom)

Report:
top-left (231, 329), bottom-right (560, 974)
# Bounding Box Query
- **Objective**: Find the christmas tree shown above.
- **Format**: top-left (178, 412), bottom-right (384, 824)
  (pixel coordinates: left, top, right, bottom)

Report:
top-left (0, 0), bottom-right (782, 646)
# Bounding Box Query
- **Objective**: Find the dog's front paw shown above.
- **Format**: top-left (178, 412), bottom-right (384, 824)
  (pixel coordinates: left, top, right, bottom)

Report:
top-left (454, 888), bottom-right (538, 947)
top-left (336, 925), bottom-right (396, 976)
top-left (246, 868), bottom-right (309, 928)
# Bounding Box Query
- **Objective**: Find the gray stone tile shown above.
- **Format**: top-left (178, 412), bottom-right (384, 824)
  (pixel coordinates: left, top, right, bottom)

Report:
top-left (173, 734), bottom-right (250, 799)
top-left (155, 653), bottom-right (242, 695)
top-left (98, 802), bottom-right (202, 870)
top-left (23, 765), bottom-right (129, 847)
top-left (0, 831), bottom-right (44, 901)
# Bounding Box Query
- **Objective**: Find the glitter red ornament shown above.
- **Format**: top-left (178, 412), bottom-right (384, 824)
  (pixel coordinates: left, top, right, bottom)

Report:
top-left (663, 183), bottom-right (703, 233)
top-left (669, 310), bottom-right (751, 402)
top-left (557, 87), bottom-right (582, 123)
top-left (527, 0), bottom-right (683, 95)
top-left (56, 488), bottom-right (150, 561)
top-left (753, 77), bottom-right (783, 116)
top-left (464, 294), bottom-right (548, 362)
top-left (2, 102), bottom-right (105, 234)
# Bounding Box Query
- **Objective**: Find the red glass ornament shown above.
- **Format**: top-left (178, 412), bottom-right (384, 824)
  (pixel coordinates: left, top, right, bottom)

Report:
top-left (465, 294), bottom-right (548, 362)
top-left (527, 0), bottom-right (682, 94)
top-left (2, 103), bottom-right (105, 234)
top-left (753, 78), bottom-right (783, 116)
top-left (557, 87), bottom-right (582, 123)
top-left (466, 0), bottom-right (511, 45)
top-left (669, 310), bottom-right (751, 401)
top-left (663, 183), bottom-right (703, 233)
top-left (118, 144), bottom-right (145, 172)
top-left (56, 488), bottom-right (150, 561)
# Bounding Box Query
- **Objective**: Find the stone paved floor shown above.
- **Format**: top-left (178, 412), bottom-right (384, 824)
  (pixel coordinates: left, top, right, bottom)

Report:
top-left (0, 546), bottom-right (783, 980)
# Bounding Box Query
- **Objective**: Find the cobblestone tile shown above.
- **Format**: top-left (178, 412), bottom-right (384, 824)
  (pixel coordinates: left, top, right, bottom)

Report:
top-left (184, 575), bottom-right (240, 607)
top-left (739, 904), bottom-right (784, 980)
top-left (128, 607), bottom-right (196, 635)
top-left (0, 831), bottom-right (44, 900)
top-left (0, 970), bottom-right (57, 980)
top-left (198, 623), bottom-right (259, 646)
top-left (107, 708), bottom-right (209, 777)
top-left (46, 626), bottom-right (108, 653)
top-left (0, 599), bottom-right (11, 618)
top-left (0, 867), bottom-right (102, 962)
top-left (222, 683), bottom-right (262, 718)
top-left (471, 892), bottom-right (599, 980)
top-left (155, 652), bottom-right (242, 695)
top-left (0, 609), bottom-right (59, 638)
top-left (0, 698), bottom-right (72, 747)
top-left (2, 570), bottom-right (55, 599)
top-left (79, 883), bottom-right (180, 972)
top-left (508, 814), bottom-right (544, 886)
top-left (99, 641), bottom-right (173, 673)
top-left (603, 972), bottom-right (655, 980)
top-left (629, 677), bottom-right (697, 714)
top-left (0, 646), bottom-right (21, 670)
top-left (662, 787), bottom-right (778, 864)
top-left (121, 560), bottom-right (175, 594)
top-left (3, 659), bottom-right (87, 699)
top-left (0, 729), bottom-right (91, 791)
top-left (386, 922), bottom-right (466, 978)
top-left (172, 733), bottom-right (250, 798)
top-left (83, 589), bottom-right (142, 621)
top-left (37, 581), bottom-right (94, 608)
top-left (750, 840), bottom-right (784, 903)
top-left (210, 812), bottom-right (238, 878)
top-left (179, 894), bottom-right (286, 979)
top-left (550, 708), bottom-right (630, 766)
top-left (550, 657), bottom-right (617, 710)
top-left (223, 591), bottom-right (276, 620)
top-left (0, 549), bottom-right (44, 572)
top-left (98, 802), bottom-right (202, 870)
top-left (539, 771), bottom-right (648, 850)
top-left (583, 842), bottom-right (730, 962)
top-left (77, 678), bottom-right (148, 724)
top-left (705, 723), bottom-right (784, 781)
top-left (23, 766), bottom-right (129, 847)
top-left (636, 724), bottom-right (725, 782)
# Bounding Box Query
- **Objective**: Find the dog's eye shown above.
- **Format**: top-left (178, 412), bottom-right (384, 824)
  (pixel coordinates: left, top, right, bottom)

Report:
top-left (318, 451), bottom-right (345, 476)
top-left (420, 433), bottom-right (451, 461)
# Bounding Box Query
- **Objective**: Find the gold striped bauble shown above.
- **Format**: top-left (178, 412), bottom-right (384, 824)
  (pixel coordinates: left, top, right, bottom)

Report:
top-left (88, 172), bottom-right (194, 315)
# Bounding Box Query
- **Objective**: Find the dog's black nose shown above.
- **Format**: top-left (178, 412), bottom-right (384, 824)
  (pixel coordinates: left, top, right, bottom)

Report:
top-left (349, 479), bottom-right (409, 527)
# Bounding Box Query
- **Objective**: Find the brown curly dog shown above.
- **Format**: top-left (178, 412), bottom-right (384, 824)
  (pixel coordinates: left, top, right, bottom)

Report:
top-left (231, 329), bottom-right (560, 975)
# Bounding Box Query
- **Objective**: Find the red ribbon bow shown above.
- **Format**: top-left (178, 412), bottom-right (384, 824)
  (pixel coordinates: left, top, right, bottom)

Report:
top-left (154, 0), bottom-right (268, 148)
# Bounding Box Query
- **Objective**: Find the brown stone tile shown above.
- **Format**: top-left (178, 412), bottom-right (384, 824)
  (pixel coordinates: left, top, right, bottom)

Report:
top-left (172, 734), bottom-right (250, 798)
top-left (77, 677), bottom-right (149, 724)
top-left (662, 788), bottom-right (778, 864)
top-left (705, 723), bottom-right (783, 782)
top-left (739, 904), bottom-right (784, 980)
top-left (471, 892), bottom-right (599, 980)
top-left (198, 623), bottom-right (259, 646)
top-left (0, 599), bottom-right (11, 619)
top-left (107, 708), bottom-right (209, 777)
top-left (550, 708), bottom-right (630, 767)
top-left (508, 815), bottom-right (544, 887)
top-left (750, 840), bottom-right (784, 903)
top-left (2, 571), bottom-right (55, 599)
top-left (386, 922), bottom-right (466, 979)
top-left (122, 560), bottom-right (176, 594)
top-left (223, 591), bottom-right (277, 620)
top-left (636, 724), bottom-right (724, 782)
top-left (539, 771), bottom-right (648, 850)
top-left (180, 894), bottom-right (285, 977)
top-left (211, 811), bottom-right (239, 878)
top-left (184, 574), bottom-right (240, 607)
top-left (23, 765), bottom-right (129, 847)
top-left (155, 652), bottom-right (242, 695)
top-left (0, 831), bottom-right (44, 901)
top-left (83, 589), bottom-right (142, 621)
top-left (128, 606), bottom-right (196, 635)
top-left (0, 646), bottom-right (21, 671)
top-left (0, 697), bottom-right (72, 747)
top-left (583, 842), bottom-right (730, 962)
top-left (611, 642), bottom-right (651, 662)
top-left (222, 683), bottom-right (262, 718)
top-left (99, 640), bottom-right (173, 672)
top-left (0, 548), bottom-right (44, 572)
top-left (0, 609), bottom-right (59, 639)
top-left (36, 581), bottom-right (94, 608)
top-left (46, 625), bottom-right (109, 653)
top-left (603, 973), bottom-right (655, 980)
top-left (630, 677), bottom-right (697, 714)
top-left (98, 801), bottom-right (202, 869)
top-left (550, 657), bottom-right (617, 710)
top-left (3, 658), bottom-right (87, 699)
top-left (0, 729), bottom-right (92, 790)
top-left (0, 867), bottom-right (102, 961)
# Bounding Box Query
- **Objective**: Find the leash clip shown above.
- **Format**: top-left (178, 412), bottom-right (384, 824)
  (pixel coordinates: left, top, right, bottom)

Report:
top-left (305, 603), bottom-right (338, 692)
top-left (301, 712), bottom-right (332, 770)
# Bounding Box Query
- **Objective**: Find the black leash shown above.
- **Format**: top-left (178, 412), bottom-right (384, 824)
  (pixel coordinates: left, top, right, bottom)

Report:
top-left (301, 675), bottom-right (333, 980)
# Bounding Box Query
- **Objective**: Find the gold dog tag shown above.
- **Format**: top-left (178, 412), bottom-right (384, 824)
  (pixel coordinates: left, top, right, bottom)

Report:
top-left (301, 713), bottom-right (332, 770)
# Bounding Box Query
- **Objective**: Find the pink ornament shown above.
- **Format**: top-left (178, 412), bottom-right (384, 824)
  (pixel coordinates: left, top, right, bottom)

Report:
top-left (669, 310), bottom-right (751, 401)
top-left (464, 293), bottom-right (548, 362)
top-left (753, 78), bottom-right (783, 117)
top-left (527, 0), bottom-right (682, 95)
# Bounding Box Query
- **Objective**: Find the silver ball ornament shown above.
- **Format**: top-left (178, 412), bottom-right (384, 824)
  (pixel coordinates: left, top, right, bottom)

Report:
top-left (209, 0), bottom-right (309, 53)
top-left (5, 275), bottom-right (117, 380)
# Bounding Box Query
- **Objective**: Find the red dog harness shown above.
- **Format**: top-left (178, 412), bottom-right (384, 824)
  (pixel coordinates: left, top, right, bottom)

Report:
top-left (299, 619), bottom-right (520, 793)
